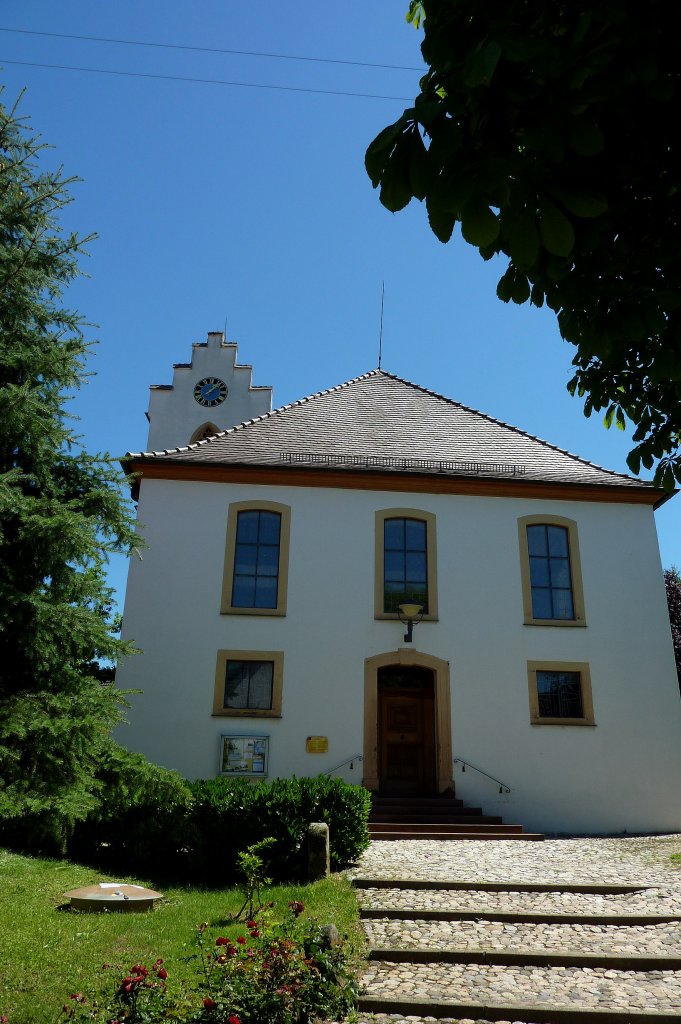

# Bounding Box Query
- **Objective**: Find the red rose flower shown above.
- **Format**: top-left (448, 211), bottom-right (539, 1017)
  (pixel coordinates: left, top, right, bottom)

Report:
top-left (249, 928), bottom-right (260, 938)
top-left (228, 1015), bottom-right (240, 1024)
top-left (246, 919), bottom-right (257, 928)
top-left (203, 996), bottom-right (216, 1010)
top-left (236, 935), bottom-right (246, 944)
top-left (215, 936), bottom-right (230, 945)
top-left (288, 900), bottom-right (304, 917)
top-left (156, 967), bottom-right (168, 980)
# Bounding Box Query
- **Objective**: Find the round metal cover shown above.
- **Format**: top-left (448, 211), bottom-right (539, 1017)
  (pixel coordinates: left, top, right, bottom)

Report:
top-left (63, 882), bottom-right (163, 912)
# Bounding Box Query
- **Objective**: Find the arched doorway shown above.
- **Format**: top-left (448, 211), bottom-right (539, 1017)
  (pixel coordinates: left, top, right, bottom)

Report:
top-left (363, 649), bottom-right (453, 794)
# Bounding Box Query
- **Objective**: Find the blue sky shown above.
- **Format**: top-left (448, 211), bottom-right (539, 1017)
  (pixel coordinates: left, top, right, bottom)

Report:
top-left (2, 1), bottom-right (678, 611)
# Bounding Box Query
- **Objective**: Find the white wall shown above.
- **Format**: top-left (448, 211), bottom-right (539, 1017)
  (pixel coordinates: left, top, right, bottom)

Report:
top-left (116, 478), bottom-right (681, 834)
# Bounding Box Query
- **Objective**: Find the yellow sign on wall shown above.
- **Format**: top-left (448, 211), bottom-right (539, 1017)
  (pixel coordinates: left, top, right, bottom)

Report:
top-left (306, 736), bottom-right (328, 754)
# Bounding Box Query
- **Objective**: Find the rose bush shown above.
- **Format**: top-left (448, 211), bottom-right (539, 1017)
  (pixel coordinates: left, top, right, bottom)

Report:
top-left (56, 902), bottom-right (358, 1024)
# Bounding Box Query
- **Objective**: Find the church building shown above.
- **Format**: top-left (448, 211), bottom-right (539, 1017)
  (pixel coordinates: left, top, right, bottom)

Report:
top-left (115, 330), bottom-right (681, 834)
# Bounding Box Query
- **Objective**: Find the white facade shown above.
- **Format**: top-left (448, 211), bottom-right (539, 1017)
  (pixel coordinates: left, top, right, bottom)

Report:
top-left (117, 470), bottom-right (681, 835)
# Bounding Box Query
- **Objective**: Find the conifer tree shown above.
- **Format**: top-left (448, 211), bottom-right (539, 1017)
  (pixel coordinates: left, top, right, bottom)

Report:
top-left (0, 90), bottom-right (137, 851)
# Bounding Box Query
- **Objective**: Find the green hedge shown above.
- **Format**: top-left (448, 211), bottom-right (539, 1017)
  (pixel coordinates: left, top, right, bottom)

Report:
top-left (67, 753), bottom-right (371, 883)
top-left (186, 775), bottom-right (372, 881)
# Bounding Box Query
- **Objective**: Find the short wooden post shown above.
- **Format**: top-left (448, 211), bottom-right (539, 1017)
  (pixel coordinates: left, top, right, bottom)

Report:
top-left (307, 822), bottom-right (330, 880)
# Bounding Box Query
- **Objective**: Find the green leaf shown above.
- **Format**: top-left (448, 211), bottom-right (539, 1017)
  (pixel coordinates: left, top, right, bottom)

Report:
top-left (379, 137), bottom-right (413, 212)
top-left (548, 187), bottom-right (608, 218)
top-left (626, 451), bottom-right (641, 475)
top-left (510, 269), bottom-right (530, 304)
top-left (463, 40), bottom-right (502, 87)
top-left (501, 206), bottom-right (540, 269)
top-left (409, 130), bottom-right (431, 200)
top-left (603, 405), bottom-right (615, 429)
top-left (615, 407), bottom-right (627, 431)
top-left (530, 283), bottom-right (544, 308)
top-left (428, 169), bottom-right (473, 215)
top-left (406, 1), bottom-right (424, 28)
top-left (365, 123), bottom-right (403, 187)
top-left (538, 198), bottom-right (575, 257)
top-left (426, 195), bottom-right (455, 243)
top-left (496, 266), bottom-right (515, 303)
top-left (461, 198), bottom-right (500, 248)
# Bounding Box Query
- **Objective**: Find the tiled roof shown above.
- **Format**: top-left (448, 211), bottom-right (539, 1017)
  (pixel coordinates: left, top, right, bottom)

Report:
top-left (127, 369), bottom-right (649, 490)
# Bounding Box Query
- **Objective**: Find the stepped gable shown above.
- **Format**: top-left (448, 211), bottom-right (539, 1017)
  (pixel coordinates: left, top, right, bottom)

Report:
top-left (126, 368), bottom-right (651, 490)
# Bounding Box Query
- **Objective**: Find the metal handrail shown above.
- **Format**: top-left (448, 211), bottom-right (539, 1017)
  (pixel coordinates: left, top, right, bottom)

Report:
top-left (453, 757), bottom-right (510, 794)
top-left (322, 753), bottom-right (363, 777)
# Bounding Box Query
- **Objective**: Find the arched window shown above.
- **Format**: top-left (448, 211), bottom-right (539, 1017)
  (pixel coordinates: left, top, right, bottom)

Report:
top-left (190, 422), bottom-right (220, 443)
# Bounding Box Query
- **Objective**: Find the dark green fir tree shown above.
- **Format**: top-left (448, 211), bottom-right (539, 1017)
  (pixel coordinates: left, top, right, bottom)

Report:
top-left (0, 89), bottom-right (138, 851)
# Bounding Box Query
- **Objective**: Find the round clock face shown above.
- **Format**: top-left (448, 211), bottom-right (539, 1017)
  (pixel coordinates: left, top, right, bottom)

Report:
top-left (193, 377), bottom-right (228, 407)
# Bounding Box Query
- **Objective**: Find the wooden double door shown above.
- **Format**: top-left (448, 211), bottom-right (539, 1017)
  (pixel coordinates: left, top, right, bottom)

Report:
top-left (377, 665), bottom-right (436, 795)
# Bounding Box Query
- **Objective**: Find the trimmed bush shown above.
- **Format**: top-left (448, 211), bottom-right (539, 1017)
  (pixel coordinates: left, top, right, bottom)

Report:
top-left (66, 767), bottom-right (370, 883)
top-left (185, 776), bottom-right (371, 883)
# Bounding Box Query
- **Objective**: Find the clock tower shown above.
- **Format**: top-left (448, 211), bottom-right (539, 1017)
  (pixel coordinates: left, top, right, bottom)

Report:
top-left (145, 331), bottom-right (273, 452)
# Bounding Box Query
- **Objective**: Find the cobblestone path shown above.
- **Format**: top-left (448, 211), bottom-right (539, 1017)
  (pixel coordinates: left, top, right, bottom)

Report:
top-left (349, 836), bottom-right (681, 1024)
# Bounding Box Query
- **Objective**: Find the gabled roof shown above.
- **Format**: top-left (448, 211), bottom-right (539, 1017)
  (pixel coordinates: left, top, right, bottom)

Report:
top-left (126, 369), bottom-right (652, 494)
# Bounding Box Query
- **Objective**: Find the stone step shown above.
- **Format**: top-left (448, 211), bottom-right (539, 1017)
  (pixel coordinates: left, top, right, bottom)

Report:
top-left (359, 961), bottom-right (681, 1019)
top-left (368, 829), bottom-right (545, 841)
top-left (369, 822), bottom-right (522, 834)
top-left (367, 947), bottom-right (681, 970)
top-left (360, 907), bottom-right (681, 924)
top-left (366, 815), bottom-right (503, 823)
top-left (358, 994), bottom-right (681, 1023)
top-left (352, 878), bottom-right (655, 893)
top-left (371, 795), bottom-right (464, 805)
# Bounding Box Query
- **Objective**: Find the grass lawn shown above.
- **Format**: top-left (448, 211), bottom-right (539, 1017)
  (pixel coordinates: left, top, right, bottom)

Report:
top-left (0, 848), bottom-right (364, 1024)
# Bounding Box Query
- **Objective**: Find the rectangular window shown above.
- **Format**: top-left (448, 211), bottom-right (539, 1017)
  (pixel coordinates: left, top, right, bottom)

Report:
top-left (221, 502), bottom-right (291, 616)
top-left (536, 670), bottom-right (583, 718)
top-left (375, 509), bottom-right (438, 620)
top-left (518, 516), bottom-right (586, 626)
top-left (527, 524), bottom-right (574, 619)
top-left (527, 661), bottom-right (595, 725)
top-left (232, 510), bottom-right (281, 609)
top-left (213, 650), bottom-right (283, 718)
top-left (224, 660), bottom-right (274, 710)
top-left (384, 517), bottom-right (428, 613)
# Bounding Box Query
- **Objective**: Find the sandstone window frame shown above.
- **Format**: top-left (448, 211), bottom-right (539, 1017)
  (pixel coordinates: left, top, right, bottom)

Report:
top-left (221, 500), bottom-right (291, 616)
top-left (212, 649), bottom-right (284, 718)
top-left (518, 514), bottom-right (586, 627)
top-left (527, 660), bottom-right (595, 726)
top-left (374, 508), bottom-right (438, 621)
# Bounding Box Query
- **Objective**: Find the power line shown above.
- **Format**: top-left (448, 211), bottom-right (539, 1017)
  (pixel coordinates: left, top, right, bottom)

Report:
top-left (0, 58), bottom-right (413, 101)
top-left (0, 26), bottom-right (426, 73)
